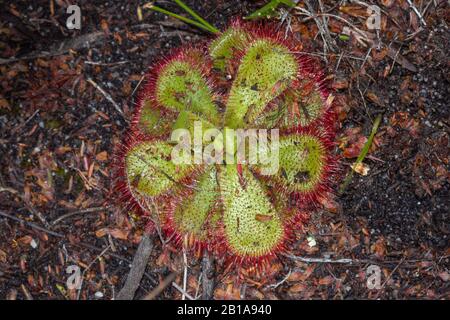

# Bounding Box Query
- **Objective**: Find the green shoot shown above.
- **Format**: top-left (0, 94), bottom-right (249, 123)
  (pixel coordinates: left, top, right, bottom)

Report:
top-left (143, 2), bottom-right (219, 34)
top-left (339, 114), bottom-right (382, 194)
top-left (245, 0), bottom-right (296, 20)
top-left (173, 0), bottom-right (220, 33)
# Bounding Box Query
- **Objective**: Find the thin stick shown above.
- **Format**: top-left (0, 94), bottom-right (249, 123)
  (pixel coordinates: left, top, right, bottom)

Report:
top-left (291, 50), bottom-right (365, 61)
top-left (266, 269), bottom-right (292, 289)
top-left (182, 244), bottom-right (188, 300)
top-left (116, 233), bottom-right (154, 300)
top-left (21, 284), bottom-right (34, 300)
top-left (0, 186), bottom-right (19, 194)
top-left (84, 60), bottom-right (129, 66)
top-left (0, 210), bottom-right (62, 238)
top-left (286, 254), bottom-right (358, 264)
top-left (77, 245), bottom-right (111, 300)
top-left (380, 257), bottom-right (405, 289)
top-left (172, 282), bottom-right (195, 300)
top-left (87, 78), bottom-right (125, 118)
top-left (201, 251), bottom-right (215, 300)
top-left (302, 1), bottom-right (337, 53)
top-left (11, 109), bottom-right (40, 134)
top-left (52, 206), bottom-right (111, 225)
top-left (142, 272), bottom-right (177, 300)
top-left (131, 74), bottom-right (146, 97)
top-left (406, 0), bottom-right (427, 26)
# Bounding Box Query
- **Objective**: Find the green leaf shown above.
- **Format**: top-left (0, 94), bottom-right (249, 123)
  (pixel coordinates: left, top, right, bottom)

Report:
top-left (209, 27), bottom-right (250, 73)
top-left (252, 134), bottom-right (327, 193)
top-left (224, 39), bottom-right (298, 128)
top-left (172, 167), bottom-right (219, 240)
top-left (245, 0), bottom-right (296, 20)
top-left (125, 141), bottom-right (195, 197)
top-left (156, 58), bottom-right (219, 125)
top-left (219, 165), bottom-right (284, 257)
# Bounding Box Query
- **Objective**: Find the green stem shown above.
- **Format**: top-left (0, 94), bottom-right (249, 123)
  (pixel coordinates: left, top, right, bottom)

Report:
top-left (144, 3), bottom-right (217, 34)
top-left (339, 114), bottom-right (382, 194)
top-left (173, 0), bottom-right (220, 34)
top-left (245, 0), bottom-right (296, 20)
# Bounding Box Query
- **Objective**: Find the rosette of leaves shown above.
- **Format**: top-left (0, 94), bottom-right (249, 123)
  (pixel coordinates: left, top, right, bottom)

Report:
top-left (115, 20), bottom-right (337, 269)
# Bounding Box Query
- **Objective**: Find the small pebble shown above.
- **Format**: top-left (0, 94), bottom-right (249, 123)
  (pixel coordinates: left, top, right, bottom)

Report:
top-left (30, 239), bottom-right (38, 249)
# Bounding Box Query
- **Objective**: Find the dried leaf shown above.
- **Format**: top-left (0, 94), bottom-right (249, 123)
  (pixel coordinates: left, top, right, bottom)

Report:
top-left (351, 162), bottom-right (370, 176)
top-left (17, 235), bottom-right (33, 245)
top-left (108, 228), bottom-right (129, 240)
top-left (0, 249), bottom-right (7, 263)
top-left (0, 97), bottom-right (10, 110)
top-left (438, 272), bottom-right (449, 282)
top-left (95, 228), bottom-right (108, 238)
top-left (318, 276), bottom-right (334, 285)
top-left (288, 283), bottom-right (307, 293)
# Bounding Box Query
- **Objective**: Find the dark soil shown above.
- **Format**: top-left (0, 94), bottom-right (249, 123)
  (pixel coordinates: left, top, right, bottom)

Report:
top-left (0, 0), bottom-right (448, 300)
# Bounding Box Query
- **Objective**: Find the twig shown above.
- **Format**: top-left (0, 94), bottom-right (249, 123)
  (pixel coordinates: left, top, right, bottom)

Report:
top-left (360, 46), bottom-right (373, 71)
top-left (84, 60), bottom-right (129, 66)
top-left (201, 251), bottom-right (215, 300)
top-left (373, 256), bottom-right (406, 299)
top-left (267, 269), bottom-right (292, 289)
top-left (131, 74), bottom-right (146, 97)
top-left (301, 1), bottom-right (337, 54)
top-left (172, 282), bottom-right (195, 300)
top-left (11, 109), bottom-right (40, 134)
top-left (77, 245), bottom-right (111, 300)
top-left (87, 78), bottom-right (125, 118)
top-left (406, 0), bottom-right (427, 26)
top-left (0, 210), bottom-right (62, 237)
top-left (381, 257), bottom-right (405, 289)
top-left (20, 284), bottom-right (33, 300)
top-left (182, 243), bottom-right (188, 300)
top-left (194, 271), bottom-right (203, 299)
top-left (286, 254), bottom-right (444, 268)
top-left (52, 206), bottom-right (111, 225)
top-left (142, 272), bottom-right (177, 300)
top-left (286, 254), bottom-right (359, 264)
top-left (0, 186), bottom-right (19, 195)
top-left (116, 232), bottom-right (154, 300)
top-left (291, 50), bottom-right (364, 61)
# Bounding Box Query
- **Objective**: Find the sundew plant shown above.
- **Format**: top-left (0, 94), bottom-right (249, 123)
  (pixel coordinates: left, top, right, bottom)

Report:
top-left (114, 20), bottom-right (338, 270)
